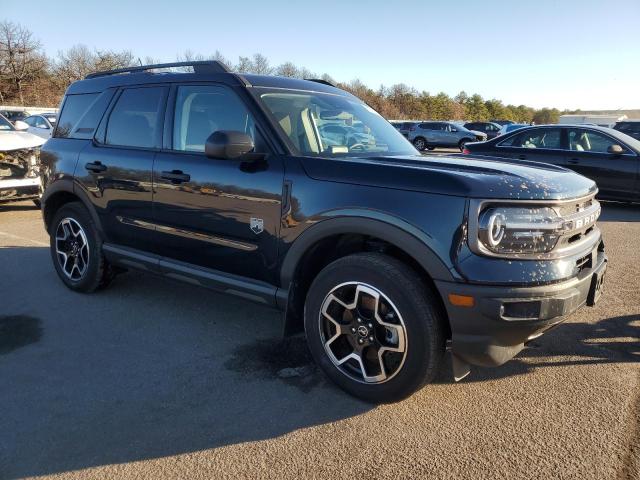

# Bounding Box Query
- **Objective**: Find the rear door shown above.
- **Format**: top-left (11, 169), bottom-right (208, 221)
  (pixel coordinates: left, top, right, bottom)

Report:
top-left (77, 85), bottom-right (168, 251)
top-left (494, 127), bottom-right (564, 164)
top-left (564, 127), bottom-right (639, 199)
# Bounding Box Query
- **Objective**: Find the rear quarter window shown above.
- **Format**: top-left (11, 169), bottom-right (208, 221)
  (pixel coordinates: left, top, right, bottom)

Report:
top-left (55, 91), bottom-right (113, 139)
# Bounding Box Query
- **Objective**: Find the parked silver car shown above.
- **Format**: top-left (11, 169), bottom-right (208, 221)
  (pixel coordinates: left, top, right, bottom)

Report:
top-left (23, 113), bottom-right (57, 139)
top-left (408, 121), bottom-right (487, 151)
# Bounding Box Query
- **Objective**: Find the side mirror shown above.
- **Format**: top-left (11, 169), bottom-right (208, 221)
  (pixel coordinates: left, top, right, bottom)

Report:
top-left (451, 128), bottom-right (458, 132)
top-left (205, 130), bottom-right (254, 160)
top-left (14, 120), bottom-right (29, 131)
top-left (607, 144), bottom-right (624, 155)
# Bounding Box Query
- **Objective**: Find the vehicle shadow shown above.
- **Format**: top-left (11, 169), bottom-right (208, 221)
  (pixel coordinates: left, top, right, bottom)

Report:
top-left (0, 246), bottom-right (371, 479)
top-left (1, 245), bottom-right (637, 478)
top-left (435, 313), bottom-right (639, 384)
top-left (0, 201), bottom-right (39, 213)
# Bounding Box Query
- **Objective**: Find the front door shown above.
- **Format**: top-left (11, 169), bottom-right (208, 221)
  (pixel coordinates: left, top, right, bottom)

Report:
top-left (564, 127), bottom-right (640, 200)
top-left (151, 84), bottom-right (284, 283)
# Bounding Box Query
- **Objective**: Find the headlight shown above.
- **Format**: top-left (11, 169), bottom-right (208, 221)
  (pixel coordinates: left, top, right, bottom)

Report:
top-left (478, 206), bottom-right (564, 254)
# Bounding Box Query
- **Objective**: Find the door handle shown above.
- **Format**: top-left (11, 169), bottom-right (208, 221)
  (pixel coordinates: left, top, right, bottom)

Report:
top-left (568, 159), bottom-right (579, 165)
top-left (160, 170), bottom-right (191, 184)
top-left (85, 161), bottom-right (107, 173)
top-left (518, 154), bottom-right (527, 160)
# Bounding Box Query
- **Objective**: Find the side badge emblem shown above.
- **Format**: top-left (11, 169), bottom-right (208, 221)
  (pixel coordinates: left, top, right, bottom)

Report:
top-left (250, 217), bottom-right (264, 234)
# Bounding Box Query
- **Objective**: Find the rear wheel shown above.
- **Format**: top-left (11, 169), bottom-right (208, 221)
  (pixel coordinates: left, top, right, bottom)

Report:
top-left (50, 202), bottom-right (114, 292)
top-left (304, 253), bottom-right (446, 403)
top-left (413, 137), bottom-right (427, 151)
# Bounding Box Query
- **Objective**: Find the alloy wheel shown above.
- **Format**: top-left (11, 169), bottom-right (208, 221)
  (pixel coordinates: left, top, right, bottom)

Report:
top-left (319, 282), bottom-right (408, 384)
top-left (55, 217), bottom-right (90, 281)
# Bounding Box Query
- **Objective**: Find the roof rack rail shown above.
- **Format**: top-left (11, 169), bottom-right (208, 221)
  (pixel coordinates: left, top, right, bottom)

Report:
top-left (305, 78), bottom-right (337, 88)
top-left (85, 61), bottom-right (231, 79)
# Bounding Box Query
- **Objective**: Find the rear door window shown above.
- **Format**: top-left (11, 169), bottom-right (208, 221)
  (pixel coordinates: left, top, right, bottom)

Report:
top-left (105, 87), bottom-right (166, 149)
top-left (500, 128), bottom-right (562, 149)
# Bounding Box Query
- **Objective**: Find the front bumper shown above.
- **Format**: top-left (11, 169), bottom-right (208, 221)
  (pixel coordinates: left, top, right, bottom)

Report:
top-left (0, 177), bottom-right (40, 202)
top-left (435, 248), bottom-right (607, 367)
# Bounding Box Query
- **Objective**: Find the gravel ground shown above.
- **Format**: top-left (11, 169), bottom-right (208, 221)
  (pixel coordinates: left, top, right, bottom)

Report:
top-left (0, 200), bottom-right (638, 480)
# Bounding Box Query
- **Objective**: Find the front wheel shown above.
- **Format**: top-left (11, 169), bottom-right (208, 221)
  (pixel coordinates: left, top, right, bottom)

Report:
top-left (304, 253), bottom-right (446, 402)
top-left (458, 139), bottom-right (471, 152)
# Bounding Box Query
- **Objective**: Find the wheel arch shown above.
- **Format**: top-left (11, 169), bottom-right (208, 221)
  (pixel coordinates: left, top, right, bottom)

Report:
top-left (42, 179), bottom-right (103, 237)
top-left (280, 215), bottom-right (453, 337)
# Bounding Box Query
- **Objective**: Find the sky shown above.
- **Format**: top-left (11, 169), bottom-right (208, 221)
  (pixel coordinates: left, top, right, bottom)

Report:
top-left (3, 0), bottom-right (640, 110)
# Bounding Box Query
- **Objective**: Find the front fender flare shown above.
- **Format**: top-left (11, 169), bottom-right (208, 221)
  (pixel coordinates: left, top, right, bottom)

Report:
top-left (279, 213), bottom-right (454, 289)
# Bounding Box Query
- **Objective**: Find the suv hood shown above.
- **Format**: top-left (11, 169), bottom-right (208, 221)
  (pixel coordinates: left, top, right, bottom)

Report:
top-left (0, 131), bottom-right (46, 151)
top-left (301, 154), bottom-right (597, 200)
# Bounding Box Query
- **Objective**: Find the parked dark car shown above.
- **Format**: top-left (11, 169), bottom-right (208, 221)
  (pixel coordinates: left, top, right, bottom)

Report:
top-left (391, 121), bottom-right (417, 138)
top-left (613, 120), bottom-right (640, 141)
top-left (464, 121), bottom-right (502, 139)
top-left (0, 110), bottom-right (29, 124)
top-left (40, 62), bottom-right (607, 402)
top-left (497, 123), bottom-right (528, 136)
top-left (408, 121), bottom-right (487, 151)
top-left (491, 119), bottom-right (515, 126)
top-left (464, 124), bottom-right (640, 202)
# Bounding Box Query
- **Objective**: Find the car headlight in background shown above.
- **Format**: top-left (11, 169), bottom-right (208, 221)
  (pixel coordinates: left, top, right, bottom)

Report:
top-left (478, 206), bottom-right (564, 254)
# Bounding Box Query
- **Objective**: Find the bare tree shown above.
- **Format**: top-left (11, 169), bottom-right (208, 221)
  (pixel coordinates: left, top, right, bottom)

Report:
top-left (235, 55), bottom-right (253, 73)
top-left (250, 53), bottom-right (272, 75)
top-left (275, 61), bottom-right (299, 77)
top-left (53, 44), bottom-right (134, 87)
top-left (0, 20), bottom-right (47, 104)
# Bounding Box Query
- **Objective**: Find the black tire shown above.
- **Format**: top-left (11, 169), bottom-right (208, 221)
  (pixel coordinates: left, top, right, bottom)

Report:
top-left (304, 252), bottom-right (446, 403)
top-left (458, 138), bottom-right (471, 152)
top-left (49, 201), bottom-right (114, 292)
top-left (412, 137), bottom-right (427, 151)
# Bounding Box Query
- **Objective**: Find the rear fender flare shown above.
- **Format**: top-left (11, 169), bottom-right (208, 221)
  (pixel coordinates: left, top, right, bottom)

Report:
top-left (41, 178), bottom-right (104, 237)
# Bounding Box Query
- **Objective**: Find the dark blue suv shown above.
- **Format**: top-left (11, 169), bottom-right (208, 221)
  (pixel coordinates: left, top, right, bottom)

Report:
top-left (40, 62), bottom-right (607, 402)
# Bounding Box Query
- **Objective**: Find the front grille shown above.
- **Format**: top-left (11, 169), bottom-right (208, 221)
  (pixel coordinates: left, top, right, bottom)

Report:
top-left (556, 197), bottom-right (594, 217)
top-left (575, 252), bottom-right (593, 273)
top-left (552, 194), bottom-right (600, 255)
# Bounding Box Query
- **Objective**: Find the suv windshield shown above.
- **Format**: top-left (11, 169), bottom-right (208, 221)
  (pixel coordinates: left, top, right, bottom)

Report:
top-left (258, 90), bottom-right (416, 157)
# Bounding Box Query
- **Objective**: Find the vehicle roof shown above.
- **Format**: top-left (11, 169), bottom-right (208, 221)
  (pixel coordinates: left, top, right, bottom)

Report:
top-left (65, 70), bottom-right (348, 97)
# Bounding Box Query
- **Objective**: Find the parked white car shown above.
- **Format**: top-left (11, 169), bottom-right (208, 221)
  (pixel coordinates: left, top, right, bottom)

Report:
top-left (0, 114), bottom-right (46, 205)
top-left (22, 113), bottom-right (57, 139)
